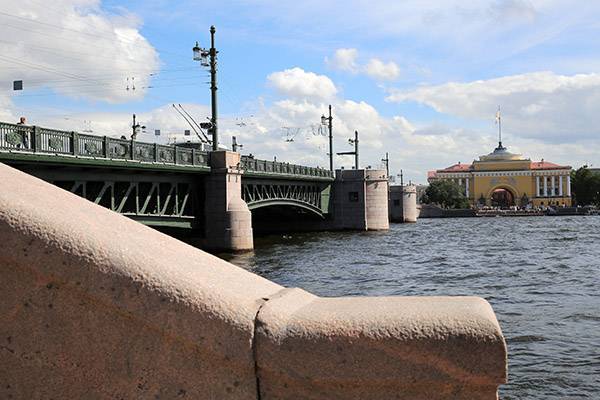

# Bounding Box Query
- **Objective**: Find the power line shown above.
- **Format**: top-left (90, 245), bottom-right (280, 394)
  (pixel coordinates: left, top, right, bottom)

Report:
top-left (0, 11), bottom-right (141, 44)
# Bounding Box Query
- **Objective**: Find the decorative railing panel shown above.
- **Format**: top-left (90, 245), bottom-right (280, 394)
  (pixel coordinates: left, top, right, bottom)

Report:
top-left (78, 134), bottom-right (104, 157)
top-left (108, 138), bottom-right (131, 159)
top-left (156, 144), bottom-right (175, 163)
top-left (177, 148), bottom-right (194, 165)
top-left (0, 123), bottom-right (33, 150)
top-left (194, 150), bottom-right (209, 166)
top-left (39, 128), bottom-right (72, 154)
top-left (134, 142), bottom-right (156, 162)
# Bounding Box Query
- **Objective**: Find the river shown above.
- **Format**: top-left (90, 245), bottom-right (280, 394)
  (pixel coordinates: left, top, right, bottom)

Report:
top-left (222, 216), bottom-right (600, 399)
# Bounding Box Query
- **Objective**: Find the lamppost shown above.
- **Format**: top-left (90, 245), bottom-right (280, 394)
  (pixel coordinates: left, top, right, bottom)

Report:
top-left (131, 114), bottom-right (145, 140)
top-left (321, 105), bottom-right (333, 171)
top-left (381, 152), bottom-right (390, 181)
top-left (193, 26), bottom-right (219, 151)
top-left (337, 130), bottom-right (359, 170)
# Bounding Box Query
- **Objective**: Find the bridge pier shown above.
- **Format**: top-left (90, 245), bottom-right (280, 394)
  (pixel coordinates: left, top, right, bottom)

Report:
top-left (389, 184), bottom-right (419, 223)
top-left (333, 169), bottom-right (389, 230)
top-left (204, 151), bottom-right (254, 252)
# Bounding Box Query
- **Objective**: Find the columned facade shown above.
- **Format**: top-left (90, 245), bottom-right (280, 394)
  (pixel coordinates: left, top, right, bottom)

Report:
top-left (428, 143), bottom-right (572, 208)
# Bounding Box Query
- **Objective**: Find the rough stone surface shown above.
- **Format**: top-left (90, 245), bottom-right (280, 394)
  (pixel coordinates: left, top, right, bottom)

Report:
top-left (256, 288), bottom-right (507, 400)
top-left (0, 162), bottom-right (507, 399)
top-left (0, 163), bottom-right (279, 399)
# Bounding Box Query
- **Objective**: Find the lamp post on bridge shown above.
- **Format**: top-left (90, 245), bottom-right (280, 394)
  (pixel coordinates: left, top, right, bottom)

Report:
top-left (193, 26), bottom-right (219, 151)
top-left (321, 105), bottom-right (333, 172)
top-left (337, 130), bottom-right (359, 170)
top-left (381, 152), bottom-right (390, 181)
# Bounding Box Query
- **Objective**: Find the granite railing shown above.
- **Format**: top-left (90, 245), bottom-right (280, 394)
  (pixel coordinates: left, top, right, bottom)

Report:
top-left (0, 162), bottom-right (506, 399)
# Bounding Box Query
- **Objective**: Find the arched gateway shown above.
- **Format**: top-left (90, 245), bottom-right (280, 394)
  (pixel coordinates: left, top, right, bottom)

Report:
top-left (490, 187), bottom-right (515, 208)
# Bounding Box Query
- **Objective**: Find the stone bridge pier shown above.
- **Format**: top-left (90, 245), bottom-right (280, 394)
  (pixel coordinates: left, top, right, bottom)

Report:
top-left (333, 169), bottom-right (389, 230)
top-left (204, 151), bottom-right (253, 251)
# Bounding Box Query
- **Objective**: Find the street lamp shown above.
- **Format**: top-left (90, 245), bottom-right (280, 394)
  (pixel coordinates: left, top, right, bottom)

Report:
top-left (337, 130), bottom-right (359, 170)
top-left (381, 152), bottom-right (390, 181)
top-left (131, 114), bottom-right (146, 140)
top-left (320, 105), bottom-right (333, 171)
top-left (193, 26), bottom-right (219, 151)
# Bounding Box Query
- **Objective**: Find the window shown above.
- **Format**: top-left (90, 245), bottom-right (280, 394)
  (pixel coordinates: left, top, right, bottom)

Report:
top-left (349, 192), bottom-right (359, 202)
top-left (393, 199), bottom-right (400, 206)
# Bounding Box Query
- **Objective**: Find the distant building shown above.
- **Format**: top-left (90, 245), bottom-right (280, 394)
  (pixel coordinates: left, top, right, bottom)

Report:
top-left (428, 142), bottom-right (572, 208)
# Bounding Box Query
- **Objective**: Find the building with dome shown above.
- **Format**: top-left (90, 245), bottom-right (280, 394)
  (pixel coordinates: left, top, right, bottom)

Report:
top-left (427, 141), bottom-right (572, 208)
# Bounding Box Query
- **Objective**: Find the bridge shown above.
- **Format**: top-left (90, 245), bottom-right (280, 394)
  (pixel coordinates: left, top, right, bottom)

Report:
top-left (0, 121), bottom-right (386, 250)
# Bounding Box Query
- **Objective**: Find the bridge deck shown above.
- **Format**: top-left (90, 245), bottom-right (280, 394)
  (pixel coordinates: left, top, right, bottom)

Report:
top-left (0, 121), bottom-right (333, 181)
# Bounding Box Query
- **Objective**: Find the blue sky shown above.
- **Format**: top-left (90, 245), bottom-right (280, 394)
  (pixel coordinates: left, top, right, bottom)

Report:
top-left (3, 0), bottom-right (600, 182)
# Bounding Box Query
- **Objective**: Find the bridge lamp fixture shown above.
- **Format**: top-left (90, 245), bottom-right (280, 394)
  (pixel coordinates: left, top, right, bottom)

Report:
top-left (192, 42), bottom-right (210, 67)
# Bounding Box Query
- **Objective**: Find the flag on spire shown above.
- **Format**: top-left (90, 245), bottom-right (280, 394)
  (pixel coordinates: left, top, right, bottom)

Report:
top-left (495, 106), bottom-right (503, 147)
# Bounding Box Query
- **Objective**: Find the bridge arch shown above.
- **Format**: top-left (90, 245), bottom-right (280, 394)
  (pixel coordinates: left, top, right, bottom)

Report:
top-left (247, 199), bottom-right (325, 219)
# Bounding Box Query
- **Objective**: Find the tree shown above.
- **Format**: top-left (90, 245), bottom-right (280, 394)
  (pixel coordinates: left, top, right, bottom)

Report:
top-left (571, 166), bottom-right (600, 206)
top-left (422, 180), bottom-right (470, 209)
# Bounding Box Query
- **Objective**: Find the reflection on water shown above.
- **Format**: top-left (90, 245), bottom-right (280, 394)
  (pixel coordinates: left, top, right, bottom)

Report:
top-left (221, 216), bottom-right (600, 399)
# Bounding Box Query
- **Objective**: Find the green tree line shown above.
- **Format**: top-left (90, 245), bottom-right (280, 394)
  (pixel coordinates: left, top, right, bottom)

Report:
top-left (571, 166), bottom-right (600, 206)
top-left (421, 180), bottom-right (470, 209)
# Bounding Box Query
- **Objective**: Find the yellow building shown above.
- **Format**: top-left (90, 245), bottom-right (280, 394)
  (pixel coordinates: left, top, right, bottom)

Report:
top-left (428, 142), bottom-right (572, 208)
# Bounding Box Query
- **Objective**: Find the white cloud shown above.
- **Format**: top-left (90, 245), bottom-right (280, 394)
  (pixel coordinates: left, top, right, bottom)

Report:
top-left (326, 49), bottom-right (400, 81)
top-left (326, 48), bottom-right (359, 73)
top-left (0, 0), bottom-right (159, 103)
top-left (364, 58), bottom-right (400, 81)
top-left (387, 71), bottom-right (600, 142)
top-left (267, 67), bottom-right (337, 100)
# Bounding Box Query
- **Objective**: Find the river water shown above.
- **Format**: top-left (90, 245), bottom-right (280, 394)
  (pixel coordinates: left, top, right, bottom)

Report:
top-left (223, 216), bottom-right (600, 399)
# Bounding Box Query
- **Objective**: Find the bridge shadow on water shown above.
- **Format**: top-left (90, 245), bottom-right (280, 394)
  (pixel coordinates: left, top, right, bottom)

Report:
top-left (250, 204), bottom-right (327, 235)
top-left (150, 204), bottom-right (327, 252)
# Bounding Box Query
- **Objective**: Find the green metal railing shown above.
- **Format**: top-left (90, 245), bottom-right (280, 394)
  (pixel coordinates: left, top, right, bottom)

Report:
top-left (240, 156), bottom-right (333, 178)
top-left (0, 121), bottom-right (333, 179)
top-left (0, 121), bottom-right (210, 168)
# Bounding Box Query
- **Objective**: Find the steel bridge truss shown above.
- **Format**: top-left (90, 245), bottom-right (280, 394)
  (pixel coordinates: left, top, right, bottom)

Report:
top-left (242, 180), bottom-right (329, 217)
top-left (46, 173), bottom-right (199, 229)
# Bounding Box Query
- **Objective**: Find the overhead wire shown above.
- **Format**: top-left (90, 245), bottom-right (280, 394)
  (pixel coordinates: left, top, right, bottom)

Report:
top-left (1, 8), bottom-right (254, 134)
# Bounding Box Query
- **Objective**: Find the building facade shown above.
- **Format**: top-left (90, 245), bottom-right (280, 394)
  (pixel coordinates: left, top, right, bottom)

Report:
top-left (428, 143), bottom-right (572, 208)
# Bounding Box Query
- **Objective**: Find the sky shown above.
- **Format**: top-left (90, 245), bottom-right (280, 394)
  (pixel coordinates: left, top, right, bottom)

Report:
top-left (2, 0), bottom-right (600, 183)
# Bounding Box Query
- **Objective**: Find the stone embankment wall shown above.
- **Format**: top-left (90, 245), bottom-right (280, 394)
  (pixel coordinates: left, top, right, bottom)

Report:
top-left (419, 203), bottom-right (477, 218)
top-left (0, 163), bottom-right (507, 399)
